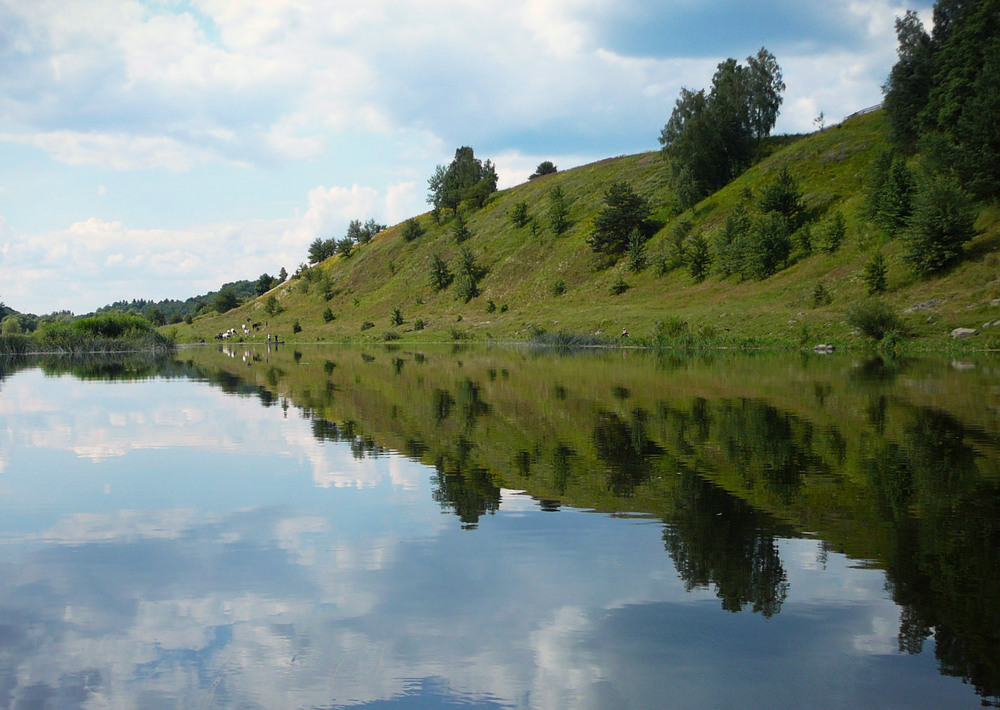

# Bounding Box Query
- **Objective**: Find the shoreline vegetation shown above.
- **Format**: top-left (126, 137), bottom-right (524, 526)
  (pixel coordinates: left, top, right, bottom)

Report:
top-left (0, 314), bottom-right (175, 358)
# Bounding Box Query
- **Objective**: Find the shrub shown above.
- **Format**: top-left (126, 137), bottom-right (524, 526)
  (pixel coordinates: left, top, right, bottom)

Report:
top-left (75, 314), bottom-right (153, 338)
top-left (609, 275), bottom-right (629, 295)
top-left (360, 320), bottom-right (375, 331)
top-left (414, 318), bottom-right (426, 330)
top-left (390, 306), bottom-right (403, 326)
top-left (656, 316), bottom-right (688, 338)
top-left (322, 307), bottom-right (335, 323)
top-left (292, 320), bottom-right (302, 334)
top-left (402, 218), bottom-right (423, 242)
top-left (486, 299), bottom-right (497, 313)
top-left (846, 298), bottom-right (904, 341)
top-left (551, 279), bottom-right (566, 296)
top-left (810, 282), bottom-right (832, 307)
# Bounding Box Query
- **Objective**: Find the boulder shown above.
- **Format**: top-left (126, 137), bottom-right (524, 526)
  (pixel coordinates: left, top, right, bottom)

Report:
top-left (951, 327), bottom-right (977, 339)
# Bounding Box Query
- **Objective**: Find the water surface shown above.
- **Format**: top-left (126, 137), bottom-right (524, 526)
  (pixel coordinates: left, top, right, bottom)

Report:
top-left (0, 346), bottom-right (997, 709)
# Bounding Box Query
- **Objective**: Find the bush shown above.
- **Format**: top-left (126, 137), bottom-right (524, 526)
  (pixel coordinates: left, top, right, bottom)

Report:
top-left (292, 320), bottom-right (302, 334)
top-left (609, 275), bottom-right (629, 295)
top-left (846, 298), bottom-right (904, 341)
top-left (550, 279), bottom-right (566, 296)
top-left (414, 318), bottom-right (426, 330)
top-left (810, 282), bottom-right (832, 307)
top-left (75, 314), bottom-right (153, 338)
top-left (656, 316), bottom-right (688, 338)
top-left (390, 306), bottom-right (403, 326)
top-left (402, 218), bottom-right (423, 242)
top-left (360, 320), bottom-right (375, 331)
top-left (322, 307), bottom-right (335, 323)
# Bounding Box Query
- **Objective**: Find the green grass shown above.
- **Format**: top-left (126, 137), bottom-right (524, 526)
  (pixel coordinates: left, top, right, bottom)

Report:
top-left (168, 111), bottom-right (1000, 352)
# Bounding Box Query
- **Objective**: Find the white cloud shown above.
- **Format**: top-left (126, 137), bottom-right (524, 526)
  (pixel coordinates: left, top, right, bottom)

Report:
top-left (0, 0), bottom-right (915, 312)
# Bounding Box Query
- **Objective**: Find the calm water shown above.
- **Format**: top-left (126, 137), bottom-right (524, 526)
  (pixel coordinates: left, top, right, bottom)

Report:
top-left (0, 345), bottom-right (997, 709)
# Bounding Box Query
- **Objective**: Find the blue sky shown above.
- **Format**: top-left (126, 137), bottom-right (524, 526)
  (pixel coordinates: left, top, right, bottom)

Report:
top-left (0, 0), bottom-right (928, 315)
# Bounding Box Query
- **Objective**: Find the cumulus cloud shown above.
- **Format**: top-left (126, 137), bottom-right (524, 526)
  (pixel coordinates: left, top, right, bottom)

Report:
top-left (0, 0), bottom-right (919, 312)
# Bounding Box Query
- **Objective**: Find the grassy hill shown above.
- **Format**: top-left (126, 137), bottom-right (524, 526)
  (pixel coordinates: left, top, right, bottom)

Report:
top-left (167, 110), bottom-right (1000, 351)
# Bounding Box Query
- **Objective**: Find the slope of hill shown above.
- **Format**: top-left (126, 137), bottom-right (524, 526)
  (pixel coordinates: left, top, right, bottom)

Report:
top-left (168, 111), bottom-right (1000, 350)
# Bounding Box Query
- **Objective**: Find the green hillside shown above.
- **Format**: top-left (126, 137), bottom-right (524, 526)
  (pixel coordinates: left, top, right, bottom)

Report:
top-left (167, 110), bottom-right (1000, 350)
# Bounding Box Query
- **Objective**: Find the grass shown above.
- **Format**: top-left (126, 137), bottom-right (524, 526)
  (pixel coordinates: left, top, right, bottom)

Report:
top-left (165, 111), bottom-right (1000, 352)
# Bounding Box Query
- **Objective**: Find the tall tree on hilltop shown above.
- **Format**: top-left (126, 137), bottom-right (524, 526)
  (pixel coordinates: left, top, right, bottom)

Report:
top-left (427, 146), bottom-right (499, 211)
top-left (660, 48), bottom-right (784, 208)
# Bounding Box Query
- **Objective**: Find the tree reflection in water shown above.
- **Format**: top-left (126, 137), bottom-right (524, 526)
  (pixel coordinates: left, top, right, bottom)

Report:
top-left (664, 471), bottom-right (790, 618)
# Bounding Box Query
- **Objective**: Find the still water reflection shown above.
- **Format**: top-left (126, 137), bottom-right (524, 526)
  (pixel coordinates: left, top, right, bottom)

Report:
top-left (0, 345), bottom-right (997, 709)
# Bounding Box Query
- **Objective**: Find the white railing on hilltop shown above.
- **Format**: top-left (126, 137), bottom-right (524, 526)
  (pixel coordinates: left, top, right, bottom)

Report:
top-left (843, 103), bottom-right (883, 122)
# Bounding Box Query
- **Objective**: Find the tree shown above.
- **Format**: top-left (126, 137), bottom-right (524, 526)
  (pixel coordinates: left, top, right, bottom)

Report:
top-left (660, 49), bottom-right (785, 207)
top-left (660, 88), bottom-right (726, 208)
top-left (758, 165), bottom-right (804, 229)
top-left (873, 158), bottom-right (916, 234)
top-left (902, 173), bottom-right (977, 273)
top-left (214, 287), bottom-right (240, 314)
top-left (863, 251), bottom-right (889, 294)
top-left (745, 48), bottom-right (786, 143)
top-left (345, 219), bottom-right (363, 243)
top-left (427, 146), bottom-right (498, 210)
top-left (429, 253), bottom-right (452, 290)
top-left (529, 161), bottom-right (558, 179)
top-left (743, 212), bottom-right (792, 280)
top-left (548, 186), bottom-right (570, 235)
top-left (454, 247), bottom-right (485, 302)
top-left (883, 11), bottom-right (935, 150)
top-left (587, 182), bottom-right (652, 259)
top-left (687, 232), bottom-right (712, 282)
top-left (627, 228), bottom-right (646, 272)
top-left (308, 237), bottom-right (336, 264)
top-left (510, 201), bottom-right (530, 228)
top-left (360, 218), bottom-right (386, 243)
top-left (452, 211), bottom-right (471, 244)
top-left (278, 267), bottom-right (288, 282)
top-left (335, 237), bottom-right (354, 258)
top-left (146, 306), bottom-right (166, 327)
top-left (254, 273), bottom-right (277, 296)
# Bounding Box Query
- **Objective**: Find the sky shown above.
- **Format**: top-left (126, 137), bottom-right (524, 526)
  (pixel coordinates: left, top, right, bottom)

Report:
top-left (0, 0), bottom-right (931, 315)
